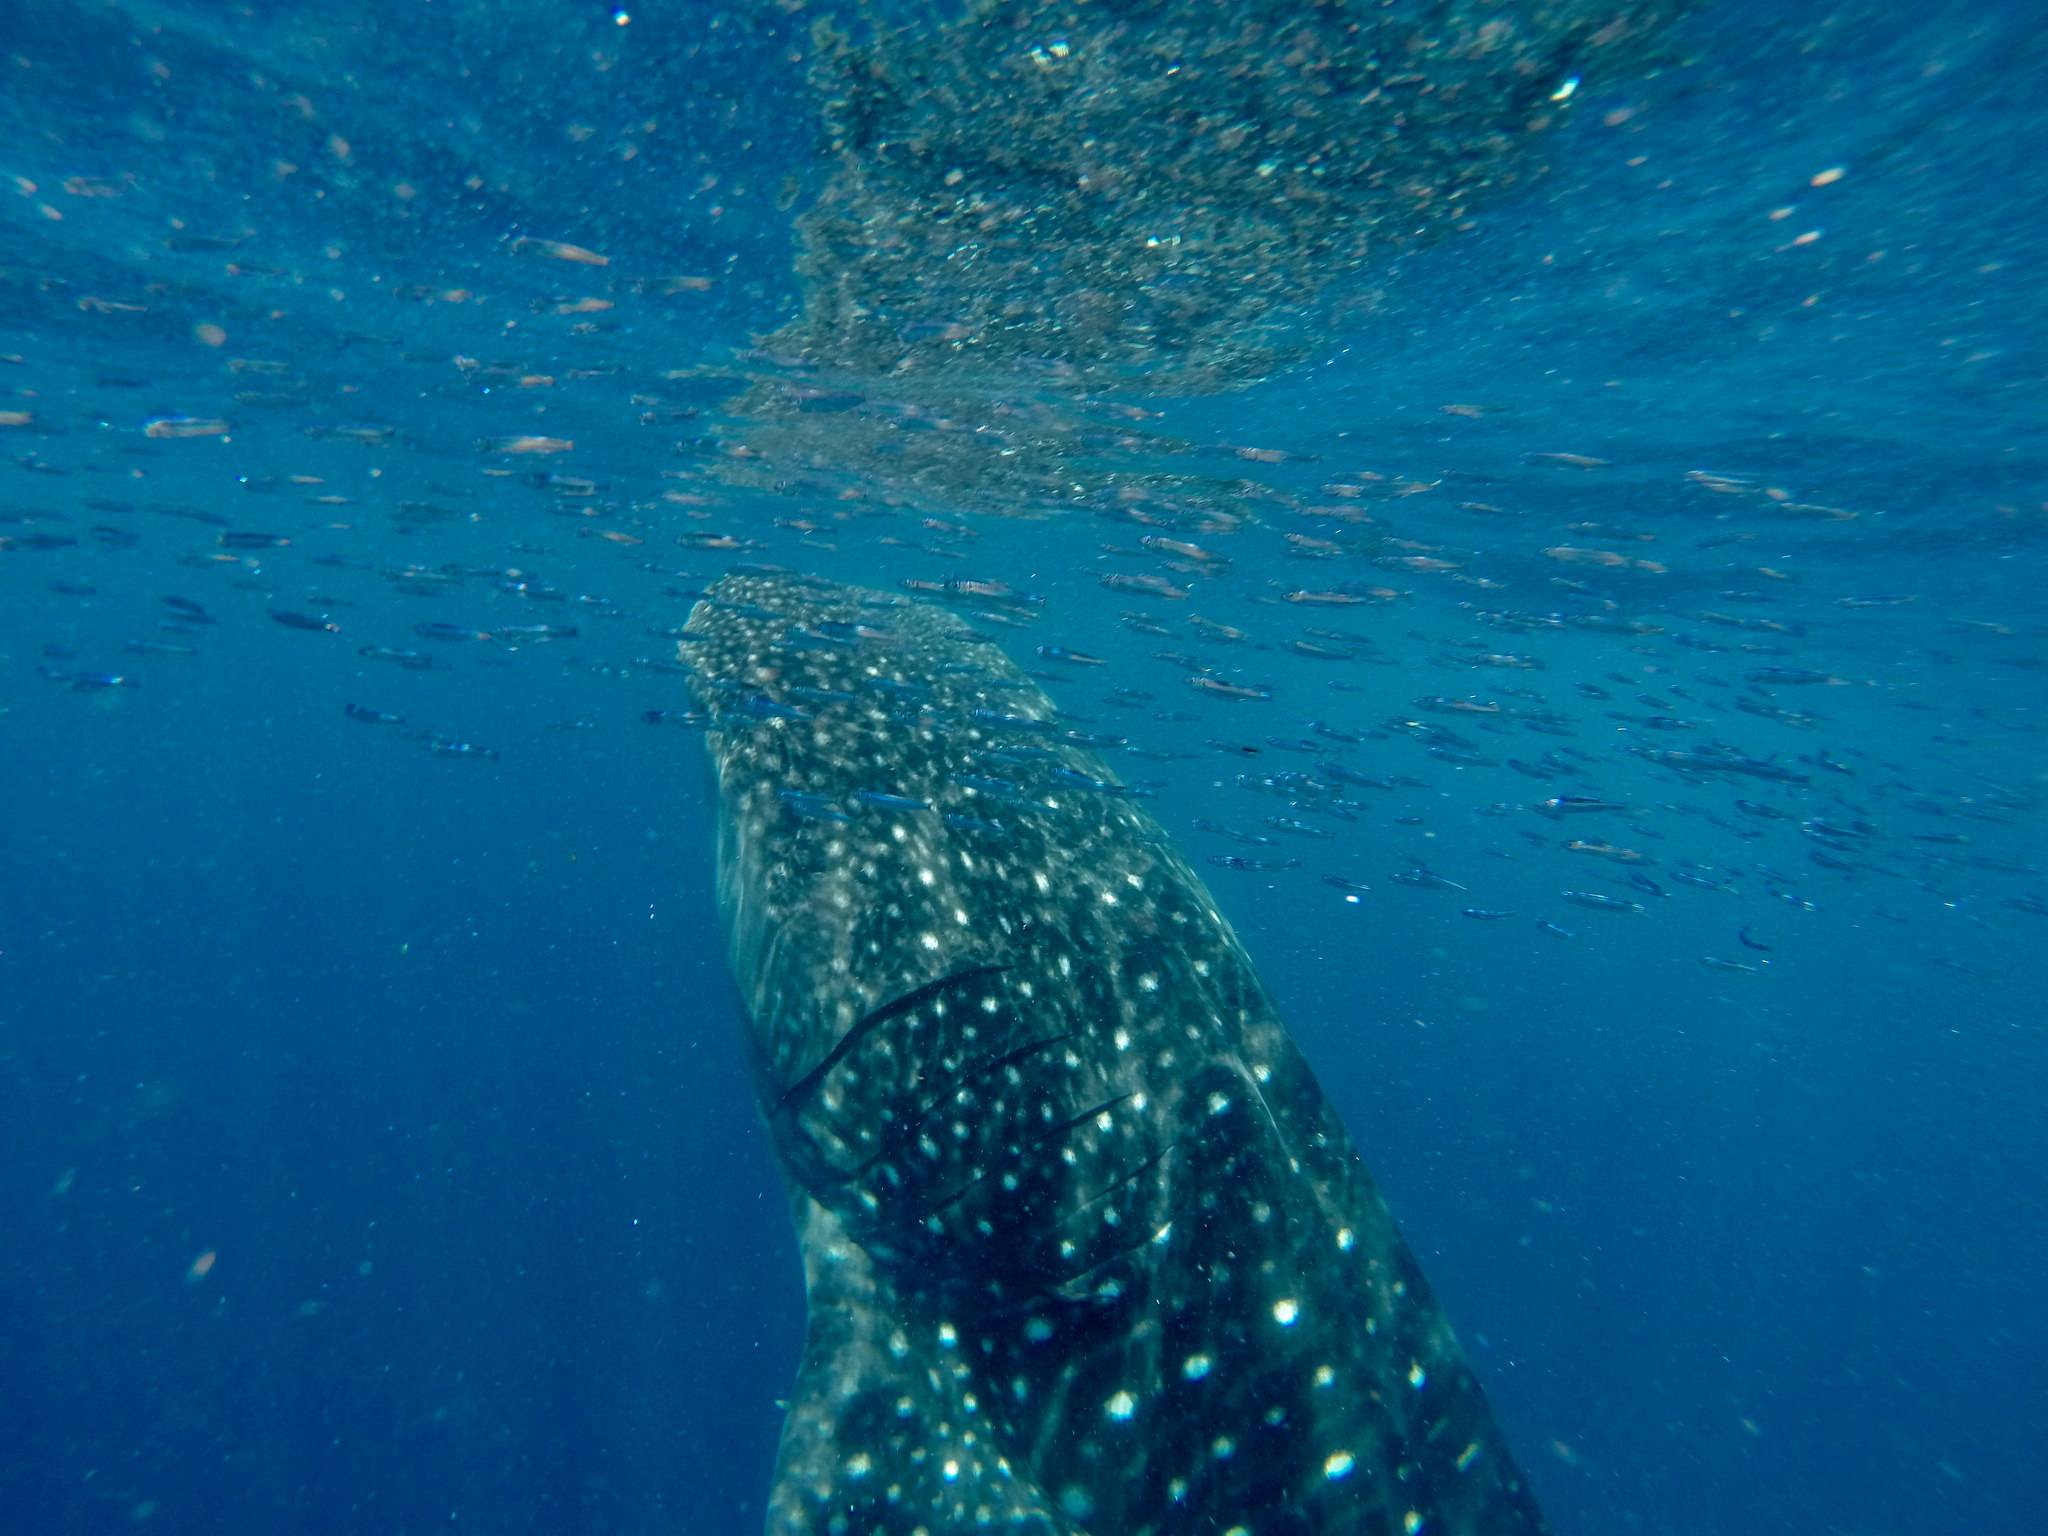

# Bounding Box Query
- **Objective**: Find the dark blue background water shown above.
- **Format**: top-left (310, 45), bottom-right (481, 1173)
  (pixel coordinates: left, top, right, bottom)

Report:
top-left (2, 2), bottom-right (2043, 1533)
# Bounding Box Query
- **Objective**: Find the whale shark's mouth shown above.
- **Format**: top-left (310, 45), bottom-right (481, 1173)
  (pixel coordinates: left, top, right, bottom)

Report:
top-left (683, 570), bottom-right (1546, 1535)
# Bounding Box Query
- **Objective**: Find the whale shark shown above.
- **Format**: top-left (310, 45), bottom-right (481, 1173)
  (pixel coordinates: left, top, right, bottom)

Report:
top-left (685, 571), bottom-right (1546, 1535)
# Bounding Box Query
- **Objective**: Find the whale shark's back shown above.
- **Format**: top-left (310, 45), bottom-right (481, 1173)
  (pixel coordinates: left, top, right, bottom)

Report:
top-left (685, 572), bottom-right (1546, 1536)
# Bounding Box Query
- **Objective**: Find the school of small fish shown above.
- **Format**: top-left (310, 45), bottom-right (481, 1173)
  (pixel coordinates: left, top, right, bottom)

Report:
top-left (2, 0), bottom-right (2043, 990)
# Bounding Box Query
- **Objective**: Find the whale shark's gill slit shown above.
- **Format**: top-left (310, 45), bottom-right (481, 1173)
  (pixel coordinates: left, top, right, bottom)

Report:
top-left (909, 1030), bottom-right (1078, 1127)
top-left (1075, 1136), bottom-right (1181, 1215)
top-left (1031, 1216), bottom-right (1174, 1304)
top-left (1012, 1142), bottom-right (1188, 1299)
top-left (770, 961), bottom-right (1011, 1119)
top-left (799, 1031), bottom-right (1079, 1192)
top-left (916, 1090), bottom-right (1138, 1223)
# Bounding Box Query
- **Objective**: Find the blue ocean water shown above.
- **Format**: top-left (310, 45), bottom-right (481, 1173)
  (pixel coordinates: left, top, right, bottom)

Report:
top-left (1, 2), bottom-right (2043, 1534)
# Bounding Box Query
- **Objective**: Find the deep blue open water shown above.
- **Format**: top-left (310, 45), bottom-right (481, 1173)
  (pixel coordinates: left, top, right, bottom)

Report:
top-left (1, 3), bottom-right (2043, 1533)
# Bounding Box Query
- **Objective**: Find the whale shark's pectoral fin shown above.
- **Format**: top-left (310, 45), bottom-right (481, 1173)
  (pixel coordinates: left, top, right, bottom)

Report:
top-left (768, 1196), bottom-right (1079, 1536)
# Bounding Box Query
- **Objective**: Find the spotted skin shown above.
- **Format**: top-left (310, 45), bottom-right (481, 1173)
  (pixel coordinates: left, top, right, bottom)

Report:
top-left (685, 572), bottom-right (1546, 1536)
